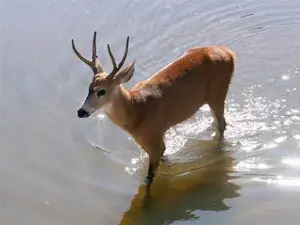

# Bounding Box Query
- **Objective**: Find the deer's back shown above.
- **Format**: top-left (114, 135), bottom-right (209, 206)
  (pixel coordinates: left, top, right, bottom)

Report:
top-left (130, 46), bottom-right (235, 132)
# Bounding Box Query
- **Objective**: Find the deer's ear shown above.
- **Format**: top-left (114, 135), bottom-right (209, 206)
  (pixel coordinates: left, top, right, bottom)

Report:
top-left (115, 61), bottom-right (135, 84)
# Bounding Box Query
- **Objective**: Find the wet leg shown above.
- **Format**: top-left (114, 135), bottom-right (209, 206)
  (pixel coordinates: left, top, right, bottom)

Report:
top-left (144, 136), bottom-right (165, 187)
top-left (145, 155), bottom-right (160, 186)
top-left (209, 102), bottom-right (226, 136)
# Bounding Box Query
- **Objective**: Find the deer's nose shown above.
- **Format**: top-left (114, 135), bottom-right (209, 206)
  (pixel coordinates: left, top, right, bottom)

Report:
top-left (77, 108), bottom-right (89, 118)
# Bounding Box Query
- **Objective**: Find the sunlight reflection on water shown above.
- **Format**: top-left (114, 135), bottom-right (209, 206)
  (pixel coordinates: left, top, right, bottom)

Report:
top-left (282, 157), bottom-right (300, 168)
top-left (253, 176), bottom-right (300, 187)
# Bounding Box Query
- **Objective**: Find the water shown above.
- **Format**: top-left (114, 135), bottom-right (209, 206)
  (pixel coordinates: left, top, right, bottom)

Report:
top-left (1, 0), bottom-right (300, 224)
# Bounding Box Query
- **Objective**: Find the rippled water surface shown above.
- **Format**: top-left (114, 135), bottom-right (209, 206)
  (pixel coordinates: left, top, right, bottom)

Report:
top-left (1, 0), bottom-right (300, 224)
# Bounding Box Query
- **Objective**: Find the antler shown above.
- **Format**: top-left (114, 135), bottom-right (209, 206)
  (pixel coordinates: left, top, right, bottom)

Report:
top-left (106, 37), bottom-right (130, 79)
top-left (71, 31), bottom-right (105, 75)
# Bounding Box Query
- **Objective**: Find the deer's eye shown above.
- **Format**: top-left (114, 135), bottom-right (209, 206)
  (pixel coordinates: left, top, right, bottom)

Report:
top-left (97, 89), bottom-right (106, 98)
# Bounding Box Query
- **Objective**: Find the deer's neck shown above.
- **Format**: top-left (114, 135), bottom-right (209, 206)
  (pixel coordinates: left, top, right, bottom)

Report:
top-left (103, 85), bottom-right (138, 133)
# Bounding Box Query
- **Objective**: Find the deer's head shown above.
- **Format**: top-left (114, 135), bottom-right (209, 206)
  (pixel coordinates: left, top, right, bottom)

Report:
top-left (72, 32), bottom-right (135, 118)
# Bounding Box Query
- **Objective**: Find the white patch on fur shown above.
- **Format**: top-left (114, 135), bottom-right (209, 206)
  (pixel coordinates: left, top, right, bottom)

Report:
top-left (102, 87), bottom-right (120, 115)
top-left (103, 103), bottom-right (113, 115)
top-left (135, 84), bottom-right (163, 102)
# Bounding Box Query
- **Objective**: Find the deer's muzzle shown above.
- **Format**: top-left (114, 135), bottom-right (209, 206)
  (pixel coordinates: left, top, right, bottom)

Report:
top-left (77, 108), bottom-right (90, 118)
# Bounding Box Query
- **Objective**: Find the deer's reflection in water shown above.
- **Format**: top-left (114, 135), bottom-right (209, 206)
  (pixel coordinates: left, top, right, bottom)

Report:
top-left (119, 138), bottom-right (241, 225)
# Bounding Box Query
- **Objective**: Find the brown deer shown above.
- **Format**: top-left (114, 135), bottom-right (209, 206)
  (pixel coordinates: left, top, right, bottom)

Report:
top-left (72, 31), bottom-right (235, 187)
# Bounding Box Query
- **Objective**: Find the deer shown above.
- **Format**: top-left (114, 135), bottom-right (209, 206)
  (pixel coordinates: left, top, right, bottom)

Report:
top-left (71, 31), bottom-right (235, 187)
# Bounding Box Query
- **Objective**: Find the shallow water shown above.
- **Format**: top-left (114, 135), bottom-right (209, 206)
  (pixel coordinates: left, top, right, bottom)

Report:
top-left (1, 0), bottom-right (300, 224)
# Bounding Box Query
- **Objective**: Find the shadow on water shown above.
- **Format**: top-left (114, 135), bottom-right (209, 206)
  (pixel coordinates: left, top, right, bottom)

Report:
top-left (119, 138), bottom-right (241, 225)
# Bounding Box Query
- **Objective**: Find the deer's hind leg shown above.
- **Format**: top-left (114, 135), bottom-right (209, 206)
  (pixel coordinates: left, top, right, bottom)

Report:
top-left (208, 101), bottom-right (226, 135)
top-left (206, 69), bottom-right (231, 136)
top-left (206, 81), bottom-right (229, 136)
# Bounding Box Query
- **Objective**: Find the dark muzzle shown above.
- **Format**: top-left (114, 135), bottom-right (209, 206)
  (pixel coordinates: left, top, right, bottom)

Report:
top-left (77, 108), bottom-right (90, 118)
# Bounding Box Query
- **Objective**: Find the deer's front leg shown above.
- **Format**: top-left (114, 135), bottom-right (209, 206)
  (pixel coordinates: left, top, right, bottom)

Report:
top-left (145, 155), bottom-right (160, 186)
top-left (143, 135), bottom-right (166, 186)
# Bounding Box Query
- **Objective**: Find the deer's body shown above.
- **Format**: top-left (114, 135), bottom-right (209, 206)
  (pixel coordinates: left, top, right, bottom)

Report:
top-left (72, 32), bottom-right (235, 187)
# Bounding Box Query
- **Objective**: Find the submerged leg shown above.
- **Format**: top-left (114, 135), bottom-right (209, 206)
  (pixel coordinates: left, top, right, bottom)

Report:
top-left (144, 136), bottom-right (166, 187)
top-left (145, 156), bottom-right (160, 186)
top-left (209, 102), bottom-right (226, 135)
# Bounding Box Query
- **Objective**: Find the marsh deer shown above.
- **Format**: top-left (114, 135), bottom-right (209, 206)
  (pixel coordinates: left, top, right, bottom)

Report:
top-left (72, 32), bottom-right (235, 187)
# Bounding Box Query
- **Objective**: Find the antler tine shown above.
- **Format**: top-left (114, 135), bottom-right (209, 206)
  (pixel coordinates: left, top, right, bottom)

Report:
top-left (72, 32), bottom-right (105, 75)
top-left (117, 36), bottom-right (130, 70)
top-left (107, 43), bottom-right (118, 72)
top-left (92, 31), bottom-right (97, 64)
top-left (71, 39), bottom-right (93, 67)
top-left (106, 36), bottom-right (130, 78)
